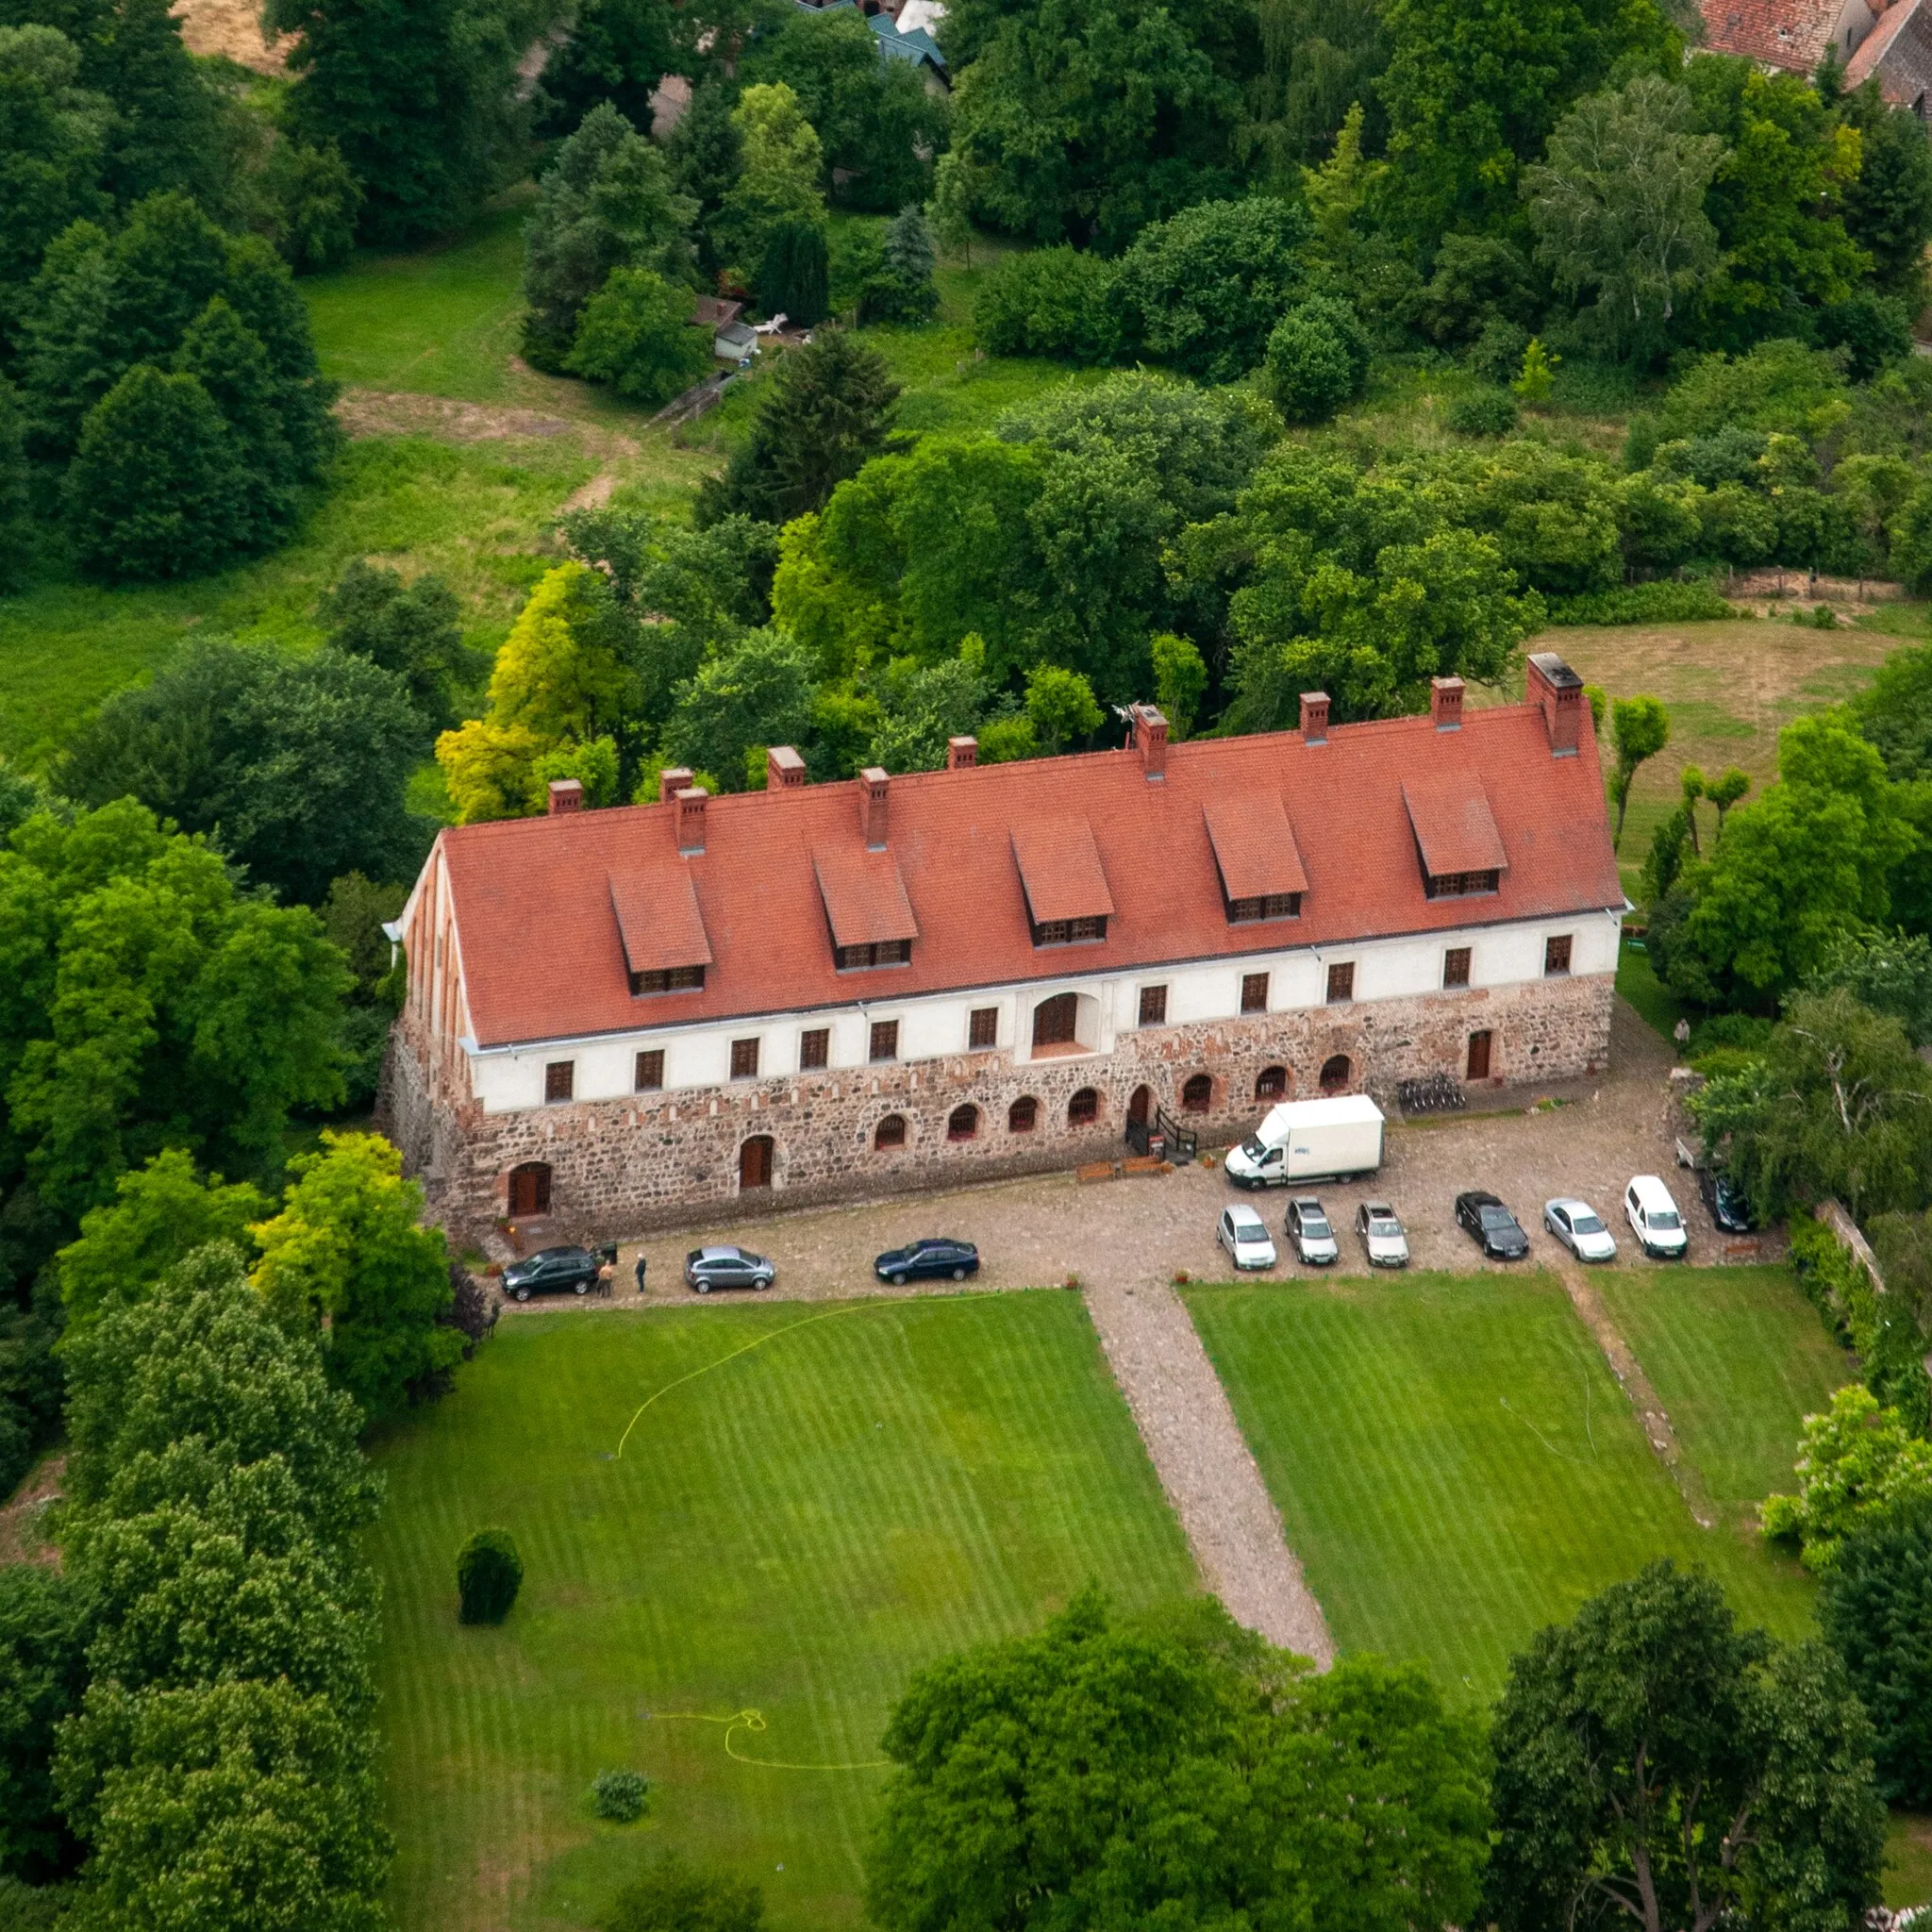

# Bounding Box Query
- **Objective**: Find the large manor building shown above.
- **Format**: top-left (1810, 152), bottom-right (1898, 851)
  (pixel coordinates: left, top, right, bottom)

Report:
top-left (379, 654), bottom-right (1626, 1238)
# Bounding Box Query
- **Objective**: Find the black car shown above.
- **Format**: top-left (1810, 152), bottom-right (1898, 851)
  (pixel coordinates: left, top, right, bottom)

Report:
top-left (1455, 1191), bottom-right (1531, 1260)
top-left (685, 1244), bottom-right (774, 1293)
top-left (874, 1238), bottom-right (980, 1286)
top-left (1698, 1167), bottom-right (1757, 1234)
top-left (502, 1244), bottom-right (601, 1302)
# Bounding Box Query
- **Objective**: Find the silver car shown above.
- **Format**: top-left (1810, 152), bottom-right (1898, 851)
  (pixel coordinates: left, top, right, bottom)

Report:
top-left (1286, 1196), bottom-right (1340, 1266)
top-left (1218, 1204), bottom-right (1278, 1272)
top-left (1354, 1201), bottom-right (1409, 1268)
top-left (1544, 1198), bottom-right (1618, 1263)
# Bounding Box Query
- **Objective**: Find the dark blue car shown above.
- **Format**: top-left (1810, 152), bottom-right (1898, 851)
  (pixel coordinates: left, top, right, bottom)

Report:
top-left (874, 1239), bottom-right (980, 1286)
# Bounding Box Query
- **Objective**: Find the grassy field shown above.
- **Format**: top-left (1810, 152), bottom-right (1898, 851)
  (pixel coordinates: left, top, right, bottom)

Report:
top-left (1184, 1269), bottom-right (1817, 1701)
top-left (366, 1291), bottom-right (1194, 1932)
top-left (1542, 615), bottom-right (1899, 898)
top-left (1595, 1266), bottom-right (1848, 1537)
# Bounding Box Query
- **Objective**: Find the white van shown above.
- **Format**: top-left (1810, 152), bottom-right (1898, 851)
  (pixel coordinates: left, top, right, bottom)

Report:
top-left (1224, 1095), bottom-right (1385, 1189)
top-left (1625, 1174), bottom-right (1689, 1258)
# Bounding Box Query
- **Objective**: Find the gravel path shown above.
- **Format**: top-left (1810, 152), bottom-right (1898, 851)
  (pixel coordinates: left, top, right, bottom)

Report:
top-left (1083, 1274), bottom-right (1335, 1664)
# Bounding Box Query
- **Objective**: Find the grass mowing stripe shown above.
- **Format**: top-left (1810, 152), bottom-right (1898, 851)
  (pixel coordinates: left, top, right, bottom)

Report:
top-left (1184, 1271), bottom-right (1816, 1701)
top-left (369, 1291), bottom-right (1192, 1932)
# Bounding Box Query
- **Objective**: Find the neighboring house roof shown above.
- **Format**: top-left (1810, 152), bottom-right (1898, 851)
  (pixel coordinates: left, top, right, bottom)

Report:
top-left (868, 10), bottom-right (945, 66)
top-left (713, 321), bottom-right (758, 358)
top-left (692, 296), bottom-right (744, 328)
top-left (1698, 0), bottom-right (1858, 72)
top-left (1846, 0), bottom-right (1932, 103)
top-left (428, 696), bottom-right (1623, 1051)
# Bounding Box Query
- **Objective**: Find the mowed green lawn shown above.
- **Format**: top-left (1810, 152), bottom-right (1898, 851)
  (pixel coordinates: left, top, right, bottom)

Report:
top-left (367, 1291), bottom-right (1194, 1932)
top-left (1596, 1267), bottom-right (1850, 1537)
top-left (1185, 1270), bottom-right (1817, 1701)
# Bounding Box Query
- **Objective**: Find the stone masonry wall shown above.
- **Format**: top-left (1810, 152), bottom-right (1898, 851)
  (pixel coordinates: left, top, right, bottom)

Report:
top-left (381, 973), bottom-right (1615, 1242)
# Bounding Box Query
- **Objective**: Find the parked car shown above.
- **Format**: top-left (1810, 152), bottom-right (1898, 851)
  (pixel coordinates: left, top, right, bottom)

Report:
top-left (1625, 1175), bottom-right (1688, 1258)
top-left (874, 1238), bottom-right (980, 1285)
top-left (684, 1244), bottom-right (774, 1292)
top-left (1217, 1204), bottom-right (1278, 1272)
top-left (1697, 1167), bottom-right (1756, 1234)
top-left (1286, 1196), bottom-right (1339, 1265)
top-left (1354, 1201), bottom-right (1409, 1268)
top-left (502, 1244), bottom-right (601, 1301)
top-left (1543, 1197), bottom-right (1617, 1263)
top-left (1455, 1191), bottom-right (1530, 1260)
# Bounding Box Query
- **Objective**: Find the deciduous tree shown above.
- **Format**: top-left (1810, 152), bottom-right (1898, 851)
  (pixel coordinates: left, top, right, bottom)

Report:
top-left (565, 266), bottom-right (713, 404)
top-left (1761, 1385), bottom-right (1932, 1568)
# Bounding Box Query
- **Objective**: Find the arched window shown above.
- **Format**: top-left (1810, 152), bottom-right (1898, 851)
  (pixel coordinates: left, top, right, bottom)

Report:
top-left (740, 1135), bottom-right (774, 1189)
top-left (1181, 1073), bottom-right (1213, 1113)
top-left (1256, 1065), bottom-right (1288, 1101)
top-left (947, 1104), bottom-right (979, 1141)
top-left (1068, 1087), bottom-right (1099, 1126)
top-left (1320, 1055), bottom-right (1351, 1095)
top-left (508, 1161), bottom-right (551, 1218)
top-left (1008, 1096), bottom-right (1039, 1133)
top-left (1032, 991), bottom-right (1078, 1049)
top-left (874, 1114), bottom-right (908, 1151)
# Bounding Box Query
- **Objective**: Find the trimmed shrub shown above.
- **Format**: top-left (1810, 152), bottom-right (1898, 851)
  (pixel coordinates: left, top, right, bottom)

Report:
top-left (1264, 296), bottom-right (1370, 424)
top-left (972, 247), bottom-right (1118, 362)
top-left (1545, 578), bottom-right (1737, 625)
top-left (592, 1768), bottom-right (651, 1822)
top-left (1446, 387), bottom-right (1519, 436)
top-left (457, 1528), bottom-right (524, 1624)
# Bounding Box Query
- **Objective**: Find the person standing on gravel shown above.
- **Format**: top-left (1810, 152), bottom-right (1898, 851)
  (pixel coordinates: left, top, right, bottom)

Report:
top-left (634, 1251), bottom-right (647, 1294)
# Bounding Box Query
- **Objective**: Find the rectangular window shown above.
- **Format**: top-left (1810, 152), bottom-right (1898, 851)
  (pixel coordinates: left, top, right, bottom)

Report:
top-left (729, 1038), bottom-right (760, 1080)
top-left (834, 938), bottom-right (911, 971)
top-left (1424, 870), bottom-right (1501, 900)
top-left (544, 1060), bottom-right (575, 1104)
top-left (1241, 972), bottom-right (1270, 1014)
top-left (634, 1049), bottom-right (664, 1091)
top-left (1544, 934), bottom-right (1574, 976)
top-left (870, 1019), bottom-right (899, 1062)
top-left (968, 1007), bottom-right (998, 1050)
top-left (1442, 946), bottom-right (1472, 990)
top-left (630, 963), bottom-right (706, 996)
top-left (1030, 915), bottom-right (1108, 947)
top-left (798, 1027), bottom-right (830, 1071)
top-left (1326, 962), bottom-right (1355, 1005)
top-left (1225, 892), bottom-right (1303, 924)
top-left (1138, 984), bottom-right (1168, 1027)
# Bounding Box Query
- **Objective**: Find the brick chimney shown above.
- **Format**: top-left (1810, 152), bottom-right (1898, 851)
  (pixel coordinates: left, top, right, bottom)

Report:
top-left (1299, 691), bottom-right (1329, 744)
top-left (675, 787), bottom-right (708, 855)
top-left (946, 736), bottom-right (977, 771)
top-left (1130, 703), bottom-right (1168, 780)
top-left (1430, 676), bottom-right (1465, 731)
top-left (1524, 652), bottom-right (1583, 757)
top-left (546, 777), bottom-right (583, 815)
top-left (658, 765), bottom-right (694, 804)
top-left (766, 744), bottom-right (808, 791)
top-left (858, 767), bottom-right (890, 849)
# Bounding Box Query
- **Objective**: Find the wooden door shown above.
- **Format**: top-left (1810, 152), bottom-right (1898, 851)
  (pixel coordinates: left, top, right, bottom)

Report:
top-left (1127, 1084), bottom-right (1153, 1125)
top-left (1466, 1030), bottom-right (1492, 1080)
top-left (1032, 992), bottom-right (1077, 1048)
top-left (740, 1135), bottom-right (774, 1190)
top-left (508, 1162), bottom-right (551, 1217)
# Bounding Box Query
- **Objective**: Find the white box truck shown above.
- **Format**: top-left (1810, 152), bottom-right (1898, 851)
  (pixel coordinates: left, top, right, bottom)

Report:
top-left (1224, 1094), bottom-right (1385, 1189)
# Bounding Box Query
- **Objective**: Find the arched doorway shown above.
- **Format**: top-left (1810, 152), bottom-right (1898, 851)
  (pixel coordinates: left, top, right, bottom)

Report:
top-left (1032, 991), bottom-right (1078, 1049)
top-left (1319, 1055), bottom-right (1351, 1095)
top-left (1256, 1066), bottom-right (1288, 1101)
top-left (508, 1161), bottom-right (551, 1218)
top-left (1127, 1084), bottom-right (1154, 1125)
top-left (740, 1135), bottom-right (774, 1189)
top-left (1181, 1073), bottom-right (1213, 1113)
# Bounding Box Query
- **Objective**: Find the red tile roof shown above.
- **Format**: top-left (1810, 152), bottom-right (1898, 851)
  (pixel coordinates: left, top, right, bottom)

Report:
top-left (1846, 0), bottom-right (1932, 101)
top-left (1402, 773), bottom-right (1508, 878)
top-left (812, 846), bottom-right (919, 947)
top-left (1698, 0), bottom-right (1852, 70)
top-left (1009, 818), bottom-right (1116, 925)
top-left (432, 698), bottom-right (1624, 1050)
top-left (609, 867), bottom-right (712, 974)
top-left (1203, 794), bottom-right (1309, 902)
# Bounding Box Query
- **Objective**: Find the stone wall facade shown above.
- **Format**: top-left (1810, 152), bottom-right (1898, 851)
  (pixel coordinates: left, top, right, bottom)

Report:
top-left (380, 972), bottom-right (1615, 1242)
